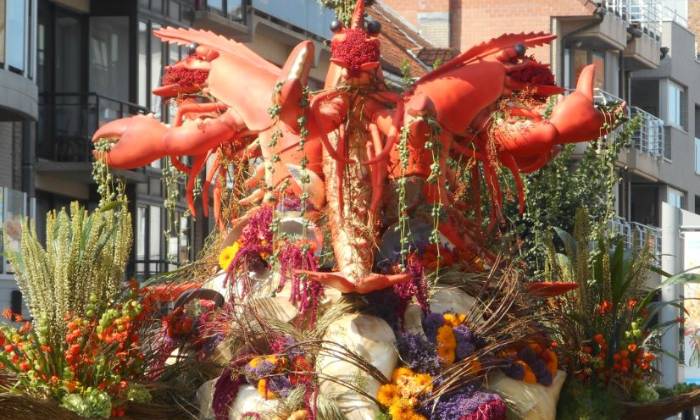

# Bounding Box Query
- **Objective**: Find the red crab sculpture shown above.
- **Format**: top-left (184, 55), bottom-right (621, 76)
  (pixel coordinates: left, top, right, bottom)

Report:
top-left (93, 0), bottom-right (624, 296)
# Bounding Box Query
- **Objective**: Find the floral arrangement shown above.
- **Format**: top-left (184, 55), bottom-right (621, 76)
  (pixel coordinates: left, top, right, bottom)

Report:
top-left (0, 202), bottom-right (157, 418)
top-left (499, 342), bottom-right (558, 385)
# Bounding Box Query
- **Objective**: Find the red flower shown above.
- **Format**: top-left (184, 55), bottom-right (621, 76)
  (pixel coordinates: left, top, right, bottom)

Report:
top-left (627, 299), bottom-right (638, 310)
top-left (19, 361), bottom-right (30, 372)
top-left (597, 300), bottom-right (612, 315)
top-left (628, 343), bottom-right (638, 352)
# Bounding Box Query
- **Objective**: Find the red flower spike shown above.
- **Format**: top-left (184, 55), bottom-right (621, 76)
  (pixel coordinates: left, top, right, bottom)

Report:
top-left (526, 282), bottom-right (578, 297)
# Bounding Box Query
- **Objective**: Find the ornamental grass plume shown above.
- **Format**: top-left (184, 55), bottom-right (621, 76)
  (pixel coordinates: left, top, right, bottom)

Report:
top-left (6, 201), bottom-right (132, 345)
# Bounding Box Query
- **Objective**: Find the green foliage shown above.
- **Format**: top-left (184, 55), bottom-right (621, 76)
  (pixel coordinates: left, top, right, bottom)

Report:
top-left (510, 116), bottom-right (640, 272)
top-left (60, 387), bottom-right (112, 418)
top-left (557, 378), bottom-right (622, 420)
top-left (317, 0), bottom-right (358, 25)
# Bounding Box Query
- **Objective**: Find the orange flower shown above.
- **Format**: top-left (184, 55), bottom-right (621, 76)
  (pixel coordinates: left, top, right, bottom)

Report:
top-left (597, 300), bottom-right (612, 316)
top-left (1, 308), bottom-right (12, 320)
top-left (627, 343), bottom-right (638, 352)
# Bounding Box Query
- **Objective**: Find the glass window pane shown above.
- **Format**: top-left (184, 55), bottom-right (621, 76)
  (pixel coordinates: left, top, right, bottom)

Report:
top-left (150, 23), bottom-right (162, 115)
top-left (6, 0), bottom-right (26, 72)
top-left (89, 17), bottom-right (130, 102)
top-left (695, 138), bottom-right (700, 174)
top-left (55, 14), bottom-right (83, 92)
top-left (149, 206), bottom-right (161, 260)
top-left (138, 21), bottom-right (148, 107)
top-left (208, 0), bottom-right (223, 12)
top-left (136, 206), bottom-right (146, 260)
top-left (151, 0), bottom-right (163, 13)
top-left (571, 49), bottom-right (588, 88)
top-left (228, 0), bottom-right (243, 19)
top-left (592, 52), bottom-right (604, 90)
top-left (169, 1), bottom-right (180, 20)
top-left (0, 0), bottom-right (6, 64)
top-left (139, 0), bottom-right (149, 8)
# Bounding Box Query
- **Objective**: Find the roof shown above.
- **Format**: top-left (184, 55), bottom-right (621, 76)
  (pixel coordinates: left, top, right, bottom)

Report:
top-left (368, 1), bottom-right (458, 77)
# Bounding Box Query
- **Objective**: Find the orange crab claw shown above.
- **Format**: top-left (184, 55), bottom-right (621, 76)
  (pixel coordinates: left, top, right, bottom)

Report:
top-left (298, 270), bottom-right (412, 294)
top-left (92, 114), bottom-right (169, 168)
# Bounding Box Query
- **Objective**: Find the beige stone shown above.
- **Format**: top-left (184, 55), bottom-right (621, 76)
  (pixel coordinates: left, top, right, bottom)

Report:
top-left (316, 313), bottom-right (397, 420)
top-left (486, 370), bottom-right (567, 420)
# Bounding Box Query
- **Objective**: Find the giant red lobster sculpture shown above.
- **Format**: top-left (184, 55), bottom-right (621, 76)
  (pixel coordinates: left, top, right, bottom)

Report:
top-left (93, 0), bottom-right (622, 296)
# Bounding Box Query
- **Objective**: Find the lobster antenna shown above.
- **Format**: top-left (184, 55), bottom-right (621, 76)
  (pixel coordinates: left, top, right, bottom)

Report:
top-left (351, 0), bottom-right (365, 29)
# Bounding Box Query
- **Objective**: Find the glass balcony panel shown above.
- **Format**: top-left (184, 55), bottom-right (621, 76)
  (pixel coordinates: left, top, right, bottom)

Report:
top-left (6, 0), bottom-right (26, 72)
top-left (227, 0), bottom-right (244, 20)
top-left (207, 0), bottom-right (224, 13)
top-left (252, 0), bottom-right (334, 39)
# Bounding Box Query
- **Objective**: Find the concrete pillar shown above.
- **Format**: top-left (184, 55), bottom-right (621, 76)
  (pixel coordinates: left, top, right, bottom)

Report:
top-left (661, 201), bottom-right (681, 387)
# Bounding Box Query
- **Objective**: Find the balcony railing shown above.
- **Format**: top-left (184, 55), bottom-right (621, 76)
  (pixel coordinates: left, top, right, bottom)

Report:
top-left (610, 216), bottom-right (662, 264)
top-left (38, 93), bottom-right (148, 163)
top-left (605, 0), bottom-right (662, 39)
top-left (630, 106), bottom-right (664, 158)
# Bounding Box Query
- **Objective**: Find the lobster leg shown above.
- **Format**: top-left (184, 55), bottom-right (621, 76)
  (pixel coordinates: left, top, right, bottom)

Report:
top-left (185, 153), bottom-right (208, 216)
top-left (499, 153), bottom-right (526, 214)
top-left (201, 153), bottom-right (220, 219)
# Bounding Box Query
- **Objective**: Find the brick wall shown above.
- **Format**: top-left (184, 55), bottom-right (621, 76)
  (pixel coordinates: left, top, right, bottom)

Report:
top-left (690, 0), bottom-right (700, 54)
top-left (381, 0), bottom-right (596, 63)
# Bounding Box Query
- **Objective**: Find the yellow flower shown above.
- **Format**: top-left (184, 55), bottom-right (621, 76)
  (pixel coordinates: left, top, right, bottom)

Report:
top-left (388, 399), bottom-right (415, 420)
top-left (391, 367), bottom-right (415, 383)
top-left (257, 378), bottom-right (278, 400)
top-left (248, 356), bottom-right (264, 368)
top-left (410, 414), bottom-right (427, 420)
top-left (414, 373), bottom-right (433, 394)
top-left (436, 325), bottom-right (456, 350)
top-left (443, 312), bottom-right (466, 328)
top-left (377, 384), bottom-right (399, 407)
top-left (218, 242), bottom-right (241, 270)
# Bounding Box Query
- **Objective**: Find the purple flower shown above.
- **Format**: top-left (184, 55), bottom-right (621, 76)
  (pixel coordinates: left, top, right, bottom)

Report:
top-left (429, 387), bottom-right (506, 420)
top-left (277, 243), bottom-right (324, 322)
top-left (213, 368), bottom-right (245, 420)
top-left (422, 312), bottom-right (444, 343)
top-left (454, 325), bottom-right (476, 360)
top-left (244, 359), bottom-right (276, 383)
top-left (267, 375), bottom-right (293, 397)
top-left (503, 361), bottom-right (525, 381)
top-left (396, 333), bottom-right (441, 375)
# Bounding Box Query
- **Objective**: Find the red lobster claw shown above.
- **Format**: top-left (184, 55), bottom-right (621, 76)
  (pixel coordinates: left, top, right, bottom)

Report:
top-left (92, 114), bottom-right (168, 169)
top-left (550, 64), bottom-right (625, 143)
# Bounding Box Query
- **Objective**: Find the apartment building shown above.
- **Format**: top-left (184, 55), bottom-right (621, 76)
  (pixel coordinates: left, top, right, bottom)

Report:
top-left (0, 0), bottom-right (37, 315)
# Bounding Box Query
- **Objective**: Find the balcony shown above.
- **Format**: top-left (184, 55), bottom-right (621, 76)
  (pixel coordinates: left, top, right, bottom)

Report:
top-left (252, 0), bottom-right (334, 40)
top-left (610, 216), bottom-right (662, 264)
top-left (630, 106), bottom-right (664, 158)
top-left (605, 0), bottom-right (662, 69)
top-left (37, 93), bottom-right (148, 182)
top-left (193, 0), bottom-right (250, 41)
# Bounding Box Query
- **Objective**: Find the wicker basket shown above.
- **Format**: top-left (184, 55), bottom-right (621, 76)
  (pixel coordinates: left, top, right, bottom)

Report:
top-left (0, 393), bottom-right (189, 420)
top-left (620, 389), bottom-right (700, 420)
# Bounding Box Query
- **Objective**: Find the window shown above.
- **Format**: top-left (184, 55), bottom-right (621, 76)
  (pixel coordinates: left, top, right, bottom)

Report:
top-left (6, 0), bottom-right (26, 72)
top-left (150, 23), bottom-right (162, 115)
top-left (695, 137), bottom-right (700, 174)
top-left (228, 0), bottom-right (243, 20)
top-left (667, 187), bottom-right (685, 209)
top-left (10, 291), bottom-right (22, 317)
top-left (207, 0), bottom-right (224, 13)
top-left (0, 0), bottom-right (5, 64)
top-left (569, 48), bottom-right (605, 90)
top-left (169, 0), bottom-right (180, 20)
top-left (89, 17), bottom-right (130, 103)
top-left (667, 80), bottom-right (687, 130)
top-left (138, 21), bottom-right (148, 107)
